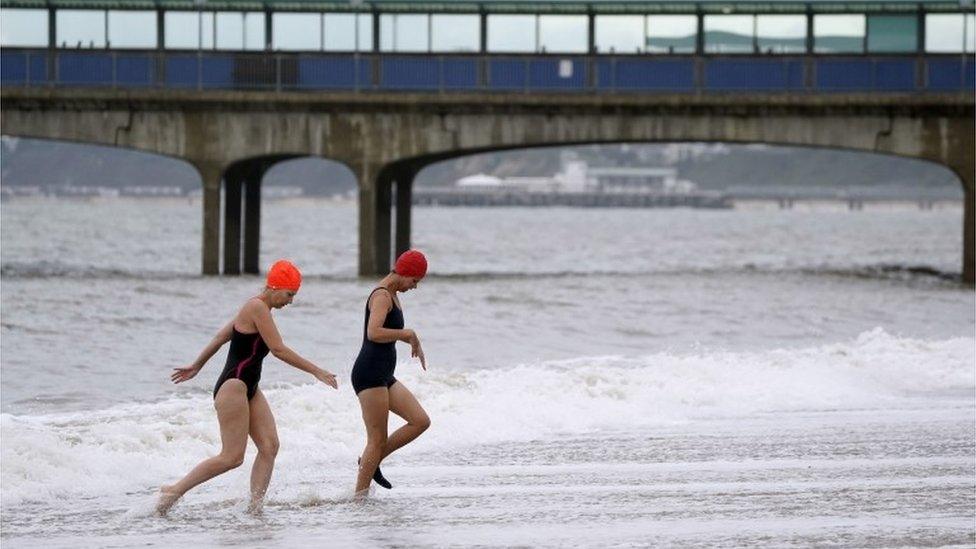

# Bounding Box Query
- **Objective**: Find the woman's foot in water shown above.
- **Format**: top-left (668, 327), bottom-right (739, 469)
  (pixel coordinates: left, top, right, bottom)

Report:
top-left (358, 457), bottom-right (393, 489)
top-left (155, 485), bottom-right (182, 516)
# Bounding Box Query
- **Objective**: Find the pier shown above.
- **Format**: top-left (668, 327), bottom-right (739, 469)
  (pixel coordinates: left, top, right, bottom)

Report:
top-left (412, 190), bottom-right (731, 209)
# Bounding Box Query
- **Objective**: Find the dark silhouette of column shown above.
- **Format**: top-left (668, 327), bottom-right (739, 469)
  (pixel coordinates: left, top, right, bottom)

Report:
top-left (223, 165), bottom-right (244, 275)
top-left (959, 170), bottom-right (974, 286)
top-left (195, 161), bottom-right (222, 275)
top-left (243, 164), bottom-right (263, 275)
top-left (47, 7), bottom-right (57, 82)
top-left (394, 166), bottom-right (417, 259)
top-left (373, 168), bottom-right (394, 274)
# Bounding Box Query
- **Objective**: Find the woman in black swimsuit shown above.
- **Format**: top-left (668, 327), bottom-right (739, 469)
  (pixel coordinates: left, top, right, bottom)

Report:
top-left (353, 249), bottom-right (431, 496)
top-left (156, 260), bottom-right (337, 515)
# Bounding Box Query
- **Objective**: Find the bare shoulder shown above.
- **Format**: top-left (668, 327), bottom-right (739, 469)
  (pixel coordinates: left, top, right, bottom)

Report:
top-left (369, 288), bottom-right (393, 310)
top-left (238, 297), bottom-right (270, 323)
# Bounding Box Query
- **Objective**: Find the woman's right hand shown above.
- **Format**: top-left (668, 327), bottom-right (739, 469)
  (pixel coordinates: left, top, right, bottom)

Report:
top-left (314, 368), bottom-right (339, 389)
top-left (171, 364), bottom-right (201, 384)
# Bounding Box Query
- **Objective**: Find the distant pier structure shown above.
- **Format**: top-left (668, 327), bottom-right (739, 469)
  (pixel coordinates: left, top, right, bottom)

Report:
top-left (415, 161), bottom-right (729, 208)
top-left (413, 190), bottom-right (730, 208)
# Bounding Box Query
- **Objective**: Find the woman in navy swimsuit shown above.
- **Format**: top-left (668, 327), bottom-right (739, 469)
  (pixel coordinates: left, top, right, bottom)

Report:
top-left (156, 260), bottom-right (337, 515)
top-left (352, 249), bottom-right (431, 496)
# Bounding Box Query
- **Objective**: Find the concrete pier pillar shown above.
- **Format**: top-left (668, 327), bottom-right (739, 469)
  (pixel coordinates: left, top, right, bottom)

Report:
top-left (942, 132), bottom-right (974, 286)
top-left (961, 173), bottom-right (974, 286)
top-left (223, 165), bottom-right (244, 275)
top-left (243, 165), bottom-right (263, 275)
top-left (373, 169), bottom-right (394, 274)
top-left (355, 162), bottom-right (393, 276)
top-left (196, 162), bottom-right (223, 276)
top-left (394, 167), bottom-right (416, 259)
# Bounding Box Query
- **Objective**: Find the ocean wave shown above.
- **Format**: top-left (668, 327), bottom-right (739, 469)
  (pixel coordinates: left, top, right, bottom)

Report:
top-left (1, 328), bottom-right (972, 507)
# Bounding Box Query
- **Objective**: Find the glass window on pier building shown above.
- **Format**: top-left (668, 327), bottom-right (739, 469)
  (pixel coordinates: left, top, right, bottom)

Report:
top-left (57, 9), bottom-right (105, 48)
top-left (165, 11), bottom-right (263, 50)
top-left (926, 13), bottom-right (976, 53)
top-left (323, 13), bottom-right (372, 51)
top-left (381, 13), bottom-right (429, 52)
top-left (595, 15), bottom-right (645, 54)
top-left (705, 15), bottom-right (754, 53)
top-left (757, 15), bottom-right (807, 54)
top-left (0, 8), bottom-right (47, 47)
top-left (539, 15), bottom-right (588, 53)
top-left (646, 15), bottom-right (697, 54)
top-left (431, 14), bottom-right (479, 52)
top-left (814, 14), bottom-right (866, 53)
top-left (867, 15), bottom-right (917, 52)
top-left (488, 14), bottom-right (536, 52)
top-left (107, 10), bottom-right (156, 49)
top-left (1, 1), bottom-right (974, 56)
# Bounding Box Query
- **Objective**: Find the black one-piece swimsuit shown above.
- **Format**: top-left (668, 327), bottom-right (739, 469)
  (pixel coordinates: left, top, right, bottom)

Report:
top-left (351, 288), bottom-right (404, 394)
top-left (213, 328), bottom-right (269, 400)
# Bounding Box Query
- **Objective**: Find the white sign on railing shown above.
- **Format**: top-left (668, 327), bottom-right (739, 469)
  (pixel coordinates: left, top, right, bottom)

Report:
top-left (559, 59), bottom-right (573, 78)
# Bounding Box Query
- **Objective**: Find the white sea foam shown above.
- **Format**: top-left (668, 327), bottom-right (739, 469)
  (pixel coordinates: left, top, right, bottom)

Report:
top-left (1, 329), bottom-right (972, 508)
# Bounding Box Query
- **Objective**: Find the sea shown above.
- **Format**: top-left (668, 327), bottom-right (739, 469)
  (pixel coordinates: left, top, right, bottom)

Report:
top-left (1, 197), bottom-right (973, 548)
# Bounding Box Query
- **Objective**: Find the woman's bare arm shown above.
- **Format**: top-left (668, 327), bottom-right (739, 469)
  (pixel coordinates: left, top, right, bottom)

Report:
top-left (366, 290), bottom-right (426, 370)
top-left (248, 300), bottom-right (338, 389)
top-left (171, 320), bottom-right (234, 383)
top-left (365, 291), bottom-right (414, 344)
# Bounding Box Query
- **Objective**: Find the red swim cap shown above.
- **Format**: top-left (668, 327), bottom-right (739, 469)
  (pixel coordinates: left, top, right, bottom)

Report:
top-left (395, 250), bottom-right (427, 279)
top-left (267, 259), bottom-right (302, 291)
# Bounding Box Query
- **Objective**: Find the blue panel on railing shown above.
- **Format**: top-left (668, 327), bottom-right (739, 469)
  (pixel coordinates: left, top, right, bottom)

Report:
top-left (381, 57), bottom-right (439, 90)
top-left (358, 58), bottom-right (372, 89)
top-left (595, 59), bottom-right (613, 89)
top-left (59, 53), bottom-right (112, 86)
top-left (927, 58), bottom-right (965, 90)
top-left (529, 59), bottom-right (585, 90)
top-left (1, 52), bottom-right (28, 84)
top-left (297, 57), bottom-right (358, 89)
top-left (443, 58), bottom-right (478, 90)
top-left (610, 59), bottom-right (695, 91)
top-left (166, 56), bottom-right (199, 88)
top-left (200, 57), bottom-right (234, 89)
top-left (30, 54), bottom-right (48, 84)
top-left (816, 59), bottom-right (873, 91)
top-left (873, 59), bottom-right (915, 91)
top-left (705, 59), bottom-right (805, 91)
top-left (488, 59), bottom-right (527, 90)
top-left (116, 55), bottom-right (154, 87)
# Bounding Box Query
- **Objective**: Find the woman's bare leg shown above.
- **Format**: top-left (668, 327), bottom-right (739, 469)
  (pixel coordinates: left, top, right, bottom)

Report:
top-left (246, 388), bottom-right (279, 514)
top-left (156, 380), bottom-right (250, 515)
top-left (383, 381), bottom-right (430, 459)
top-left (355, 387), bottom-right (389, 496)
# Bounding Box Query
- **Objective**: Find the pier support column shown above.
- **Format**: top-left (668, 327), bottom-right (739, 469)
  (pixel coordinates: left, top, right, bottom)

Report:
top-left (197, 162), bottom-right (223, 276)
top-left (394, 166), bottom-right (417, 259)
top-left (223, 165), bottom-right (244, 275)
top-left (959, 169), bottom-right (974, 286)
top-left (941, 131), bottom-right (975, 286)
top-left (243, 163), bottom-right (264, 275)
top-left (355, 161), bottom-right (393, 276)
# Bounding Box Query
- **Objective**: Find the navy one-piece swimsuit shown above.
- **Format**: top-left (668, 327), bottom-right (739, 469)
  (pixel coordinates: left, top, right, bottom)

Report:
top-left (351, 288), bottom-right (404, 394)
top-left (213, 328), bottom-right (269, 400)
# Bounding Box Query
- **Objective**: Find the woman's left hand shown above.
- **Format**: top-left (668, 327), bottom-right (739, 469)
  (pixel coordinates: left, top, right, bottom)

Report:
top-left (411, 341), bottom-right (427, 371)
